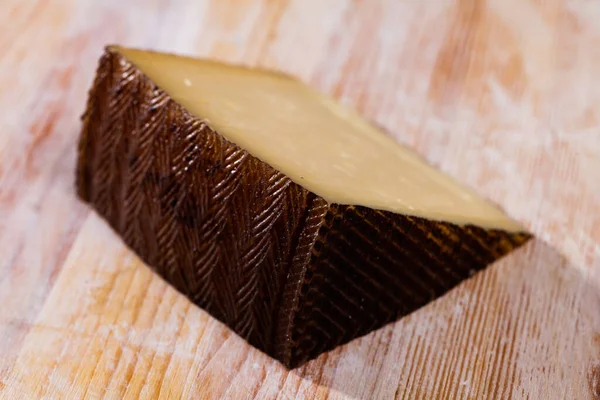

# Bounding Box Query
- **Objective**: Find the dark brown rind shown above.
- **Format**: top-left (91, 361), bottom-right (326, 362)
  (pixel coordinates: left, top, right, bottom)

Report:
top-left (76, 48), bottom-right (531, 368)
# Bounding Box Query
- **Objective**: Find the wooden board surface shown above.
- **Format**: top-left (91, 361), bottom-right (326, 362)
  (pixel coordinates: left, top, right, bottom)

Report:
top-left (0, 0), bottom-right (599, 398)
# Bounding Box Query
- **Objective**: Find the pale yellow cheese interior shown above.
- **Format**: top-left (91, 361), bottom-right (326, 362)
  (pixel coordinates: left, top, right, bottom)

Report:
top-left (113, 46), bottom-right (523, 232)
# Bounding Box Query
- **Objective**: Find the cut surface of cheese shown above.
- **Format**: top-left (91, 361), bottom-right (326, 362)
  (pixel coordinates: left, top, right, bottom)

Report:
top-left (113, 46), bottom-right (523, 232)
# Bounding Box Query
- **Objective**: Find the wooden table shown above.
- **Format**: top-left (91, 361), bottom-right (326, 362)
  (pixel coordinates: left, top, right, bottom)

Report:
top-left (1, 0), bottom-right (599, 398)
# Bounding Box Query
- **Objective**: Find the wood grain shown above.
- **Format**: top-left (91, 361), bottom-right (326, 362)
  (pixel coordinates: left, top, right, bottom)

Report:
top-left (0, 0), bottom-right (599, 398)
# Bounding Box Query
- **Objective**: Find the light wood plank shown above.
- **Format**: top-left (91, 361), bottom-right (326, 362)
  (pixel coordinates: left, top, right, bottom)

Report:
top-left (0, 0), bottom-right (599, 398)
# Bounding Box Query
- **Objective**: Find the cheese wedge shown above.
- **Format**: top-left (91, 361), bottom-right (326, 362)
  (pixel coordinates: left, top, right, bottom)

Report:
top-left (77, 46), bottom-right (531, 368)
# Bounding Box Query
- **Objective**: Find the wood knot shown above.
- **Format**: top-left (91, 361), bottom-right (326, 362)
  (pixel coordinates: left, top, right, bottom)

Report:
top-left (588, 361), bottom-right (600, 400)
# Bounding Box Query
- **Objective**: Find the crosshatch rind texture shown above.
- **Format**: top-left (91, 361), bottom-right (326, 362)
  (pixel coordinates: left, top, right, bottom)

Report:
top-left (76, 48), bottom-right (531, 368)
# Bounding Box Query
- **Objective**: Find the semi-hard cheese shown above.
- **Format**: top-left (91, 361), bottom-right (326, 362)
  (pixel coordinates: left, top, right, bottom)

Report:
top-left (77, 46), bottom-right (531, 368)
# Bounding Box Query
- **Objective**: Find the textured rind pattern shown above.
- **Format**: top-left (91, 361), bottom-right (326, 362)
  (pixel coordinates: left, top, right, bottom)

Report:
top-left (76, 48), bottom-right (531, 368)
top-left (77, 50), bottom-right (318, 355)
top-left (287, 205), bottom-right (531, 367)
